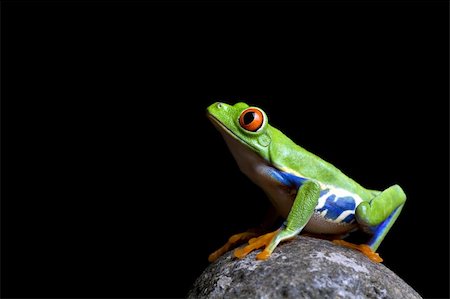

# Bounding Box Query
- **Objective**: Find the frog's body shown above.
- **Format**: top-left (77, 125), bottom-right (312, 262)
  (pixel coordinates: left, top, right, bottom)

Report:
top-left (217, 124), bottom-right (366, 233)
top-left (207, 102), bottom-right (406, 263)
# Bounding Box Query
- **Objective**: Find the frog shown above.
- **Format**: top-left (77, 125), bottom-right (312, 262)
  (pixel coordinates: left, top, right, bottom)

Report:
top-left (206, 102), bottom-right (406, 263)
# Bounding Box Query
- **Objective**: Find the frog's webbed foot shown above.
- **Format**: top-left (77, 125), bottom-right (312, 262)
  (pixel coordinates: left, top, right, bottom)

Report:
top-left (208, 231), bottom-right (262, 262)
top-left (332, 239), bottom-right (383, 263)
top-left (234, 229), bottom-right (280, 260)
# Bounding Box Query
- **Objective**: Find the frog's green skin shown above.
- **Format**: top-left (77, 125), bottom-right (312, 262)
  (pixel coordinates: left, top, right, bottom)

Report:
top-left (207, 102), bottom-right (406, 261)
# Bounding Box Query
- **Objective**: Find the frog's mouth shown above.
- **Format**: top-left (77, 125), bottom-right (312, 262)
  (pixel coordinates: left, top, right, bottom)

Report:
top-left (206, 112), bottom-right (244, 144)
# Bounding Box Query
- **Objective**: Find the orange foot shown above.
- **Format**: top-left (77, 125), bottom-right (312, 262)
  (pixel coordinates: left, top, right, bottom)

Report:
top-left (208, 231), bottom-right (260, 262)
top-left (332, 239), bottom-right (383, 263)
top-left (234, 230), bottom-right (279, 260)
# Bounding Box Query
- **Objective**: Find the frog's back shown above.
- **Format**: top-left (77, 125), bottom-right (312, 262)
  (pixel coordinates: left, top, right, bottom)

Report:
top-left (268, 126), bottom-right (374, 201)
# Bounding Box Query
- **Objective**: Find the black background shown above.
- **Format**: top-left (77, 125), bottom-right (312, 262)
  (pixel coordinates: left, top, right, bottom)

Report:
top-left (2, 1), bottom-right (448, 298)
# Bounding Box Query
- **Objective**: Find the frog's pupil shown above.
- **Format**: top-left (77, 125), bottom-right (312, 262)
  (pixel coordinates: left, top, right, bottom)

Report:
top-left (243, 112), bottom-right (255, 125)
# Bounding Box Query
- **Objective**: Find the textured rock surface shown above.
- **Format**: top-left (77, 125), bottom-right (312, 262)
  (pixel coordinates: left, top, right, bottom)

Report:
top-left (188, 236), bottom-right (422, 299)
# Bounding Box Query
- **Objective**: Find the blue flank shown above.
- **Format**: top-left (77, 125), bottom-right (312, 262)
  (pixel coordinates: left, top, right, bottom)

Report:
top-left (268, 169), bottom-right (307, 188)
top-left (269, 168), bottom-right (357, 224)
top-left (316, 195), bottom-right (356, 223)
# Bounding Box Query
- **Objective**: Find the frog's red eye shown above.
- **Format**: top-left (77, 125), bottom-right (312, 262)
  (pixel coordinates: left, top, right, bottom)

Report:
top-left (239, 108), bottom-right (264, 132)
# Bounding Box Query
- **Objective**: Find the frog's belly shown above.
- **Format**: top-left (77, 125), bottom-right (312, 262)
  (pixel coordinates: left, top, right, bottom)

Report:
top-left (305, 188), bottom-right (363, 234)
top-left (224, 143), bottom-right (364, 235)
top-left (304, 213), bottom-right (357, 234)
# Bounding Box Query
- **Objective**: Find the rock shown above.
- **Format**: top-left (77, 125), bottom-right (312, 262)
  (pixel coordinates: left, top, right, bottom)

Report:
top-left (188, 236), bottom-right (422, 299)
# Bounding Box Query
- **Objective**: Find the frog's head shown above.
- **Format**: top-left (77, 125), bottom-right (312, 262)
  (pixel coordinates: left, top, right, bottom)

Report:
top-left (207, 102), bottom-right (271, 161)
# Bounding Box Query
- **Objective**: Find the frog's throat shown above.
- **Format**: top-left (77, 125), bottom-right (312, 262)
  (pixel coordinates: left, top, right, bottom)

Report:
top-left (207, 112), bottom-right (260, 154)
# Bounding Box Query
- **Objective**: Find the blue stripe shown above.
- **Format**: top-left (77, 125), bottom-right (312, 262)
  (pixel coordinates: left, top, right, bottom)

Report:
top-left (367, 206), bottom-right (398, 247)
top-left (316, 195), bottom-right (357, 223)
top-left (268, 168), bottom-right (307, 188)
top-left (342, 214), bottom-right (355, 224)
top-left (320, 188), bottom-right (330, 197)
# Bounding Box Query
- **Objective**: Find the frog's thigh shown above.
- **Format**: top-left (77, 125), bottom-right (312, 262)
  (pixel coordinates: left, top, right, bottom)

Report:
top-left (356, 184), bottom-right (406, 251)
top-left (356, 184), bottom-right (406, 226)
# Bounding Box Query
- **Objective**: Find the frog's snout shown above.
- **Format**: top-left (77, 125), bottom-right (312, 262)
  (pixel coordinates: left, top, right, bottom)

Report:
top-left (211, 102), bottom-right (225, 110)
top-left (207, 102), bottom-right (228, 115)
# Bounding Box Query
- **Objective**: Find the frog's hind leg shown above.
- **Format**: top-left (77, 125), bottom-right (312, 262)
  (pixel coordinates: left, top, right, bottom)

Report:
top-left (356, 184), bottom-right (406, 251)
top-left (366, 204), bottom-right (404, 251)
top-left (334, 185), bottom-right (406, 262)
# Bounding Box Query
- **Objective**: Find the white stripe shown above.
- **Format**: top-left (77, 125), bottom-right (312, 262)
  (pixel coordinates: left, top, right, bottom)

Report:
top-left (316, 194), bottom-right (328, 209)
top-left (334, 210), bottom-right (355, 223)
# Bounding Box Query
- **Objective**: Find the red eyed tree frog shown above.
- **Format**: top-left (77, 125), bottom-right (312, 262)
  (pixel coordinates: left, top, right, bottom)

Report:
top-left (206, 102), bottom-right (406, 263)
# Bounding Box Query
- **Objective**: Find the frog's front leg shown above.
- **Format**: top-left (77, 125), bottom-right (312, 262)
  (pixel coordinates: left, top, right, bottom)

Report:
top-left (334, 184), bottom-right (406, 262)
top-left (208, 230), bottom-right (262, 262)
top-left (235, 180), bottom-right (321, 260)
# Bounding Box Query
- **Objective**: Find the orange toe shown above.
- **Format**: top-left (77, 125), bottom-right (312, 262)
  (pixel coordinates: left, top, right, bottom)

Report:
top-left (208, 231), bottom-right (260, 262)
top-left (256, 249), bottom-right (271, 260)
top-left (234, 230), bottom-right (278, 259)
top-left (332, 239), bottom-right (383, 263)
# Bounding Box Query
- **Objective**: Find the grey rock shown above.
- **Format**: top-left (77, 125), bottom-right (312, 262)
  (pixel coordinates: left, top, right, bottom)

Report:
top-left (188, 236), bottom-right (422, 299)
